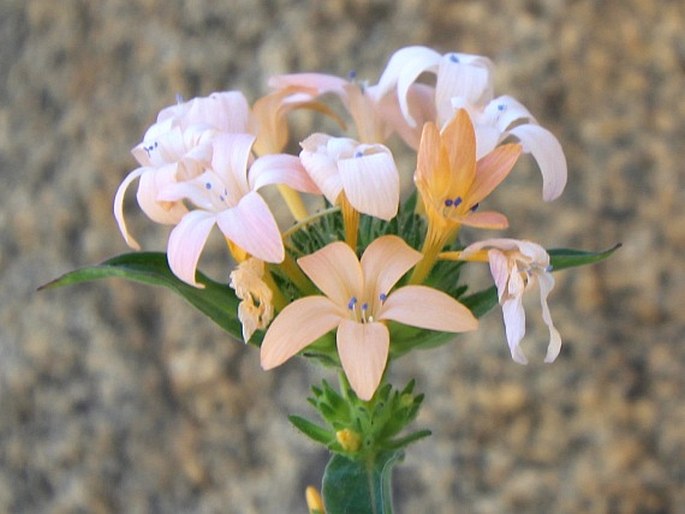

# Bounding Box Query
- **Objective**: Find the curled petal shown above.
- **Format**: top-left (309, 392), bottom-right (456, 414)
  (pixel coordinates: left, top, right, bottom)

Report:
top-left (216, 191), bottom-right (284, 263)
top-left (484, 95), bottom-right (537, 133)
top-left (268, 73), bottom-right (348, 97)
top-left (375, 46), bottom-right (442, 127)
top-left (338, 146), bottom-right (399, 220)
top-left (435, 53), bottom-right (493, 125)
top-left (471, 143), bottom-right (522, 205)
top-left (167, 210), bottom-right (217, 287)
top-left (183, 91), bottom-right (251, 133)
top-left (508, 124), bottom-right (567, 201)
top-left (113, 168), bottom-right (145, 249)
top-left (249, 154), bottom-right (321, 194)
top-left (337, 320), bottom-right (389, 401)
top-left (537, 271), bottom-right (562, 363)
top-left (297, 241), bottom-right (364, 309)
top-left (379, 285), bottom-right (478, 333)
top-left (300, 134), bottom-right (344, 204)
top-left (260, 296), bottom-right (343, 369)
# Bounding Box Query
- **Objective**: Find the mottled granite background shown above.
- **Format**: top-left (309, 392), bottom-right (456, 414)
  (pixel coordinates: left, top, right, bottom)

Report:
top-left (2, 0), bottom-right (684, 513)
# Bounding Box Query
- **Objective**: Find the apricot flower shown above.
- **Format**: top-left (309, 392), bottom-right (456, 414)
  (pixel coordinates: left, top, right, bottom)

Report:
top-left (260, 236), bottom-right (478, 400)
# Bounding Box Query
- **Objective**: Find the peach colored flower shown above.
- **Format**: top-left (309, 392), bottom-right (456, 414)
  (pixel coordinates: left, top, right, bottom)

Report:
top-left (461, 238), bottom-right (561, 364)
top-left (260, 236), bottom-right (478, 400)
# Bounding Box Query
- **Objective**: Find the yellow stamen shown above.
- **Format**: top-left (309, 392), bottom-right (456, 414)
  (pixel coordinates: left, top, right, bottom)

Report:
top-left (305, 486), bottom-right (325, 514)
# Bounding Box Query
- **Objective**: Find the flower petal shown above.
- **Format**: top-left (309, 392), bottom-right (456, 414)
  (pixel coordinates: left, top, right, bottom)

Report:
top-left (459, 210), bottom-right (509, 229)
top-left (300, 134), bottom-right (344, 204)
top-left (470, 143), bottom-right (522, 205)
top-left (260, 296), bottom-right (343, 369)
top-left (268, 73), bottom-right (348, 97)
top-left (337, 320), bottom-right (389, 401)
top-left (167, 210), bottom-right (217, 287)
top-left (360, 236), bottom-right (421, 308)
top-left (136, 164), bottom-right (189, 224)
top-left (435, 52), bottom-right (493, 125)
top-left (537, 271), bottom-right (562, 363)
top-left (379, 285), bottom-right (478, 333)
top-left (249, 154), bottom-right (321, 194)
top-left (441, 109), bottom-right (477, 199)
top-left (508, 124), bottom-right (567, 201)
top-left (297, 241), bottom-right (364, 309)
top-left (184, 91), bottom-right (251, 133)
top-left (113, 167), bottom-right (145, 249)
top-left (375, 46), bottom-right (442, 127)
top-left (216, 191), bottom-right (284, 263)
top-left (502, 295), bottom-right (528, 364)
top-left (211, 133), bottom-right (256, 203)
top-left (338, 145), bottom-right (399, 220)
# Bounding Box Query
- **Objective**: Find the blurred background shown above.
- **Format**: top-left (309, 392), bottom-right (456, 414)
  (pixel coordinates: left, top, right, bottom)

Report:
top-left (2, 0), bottom-right (684, 512)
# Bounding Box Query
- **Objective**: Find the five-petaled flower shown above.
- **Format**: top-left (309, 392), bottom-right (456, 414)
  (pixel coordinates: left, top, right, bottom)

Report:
top-left (260, 236), bottom-right (478, 400)
top-left (460, 238), bottom-right (562, 365)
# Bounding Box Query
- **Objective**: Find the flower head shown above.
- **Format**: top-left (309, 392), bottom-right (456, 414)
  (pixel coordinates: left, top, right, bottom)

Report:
top-left (260, 236), bottom-right (478, 400)
top-left (461, 238), bottom-right (561, 364)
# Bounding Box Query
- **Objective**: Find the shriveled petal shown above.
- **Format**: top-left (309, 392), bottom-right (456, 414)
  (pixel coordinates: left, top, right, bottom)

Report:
top-left (114, 167), bottom-right (145, 249)
top-left (537, 271), bottom-right (562, 363)
top-left (486, 249), bottom-right (511, 301)
top-left (216, 191), bottom-right (284, 263)
top-left (375, 46), bottom-right (442, 127)
top-left (300, 134), bottom-right (344, 204)
top-left (508, 124), bottom-right (567, 201)
top-left (338, 146), bottom-right (399, 220)
top-left (260, 296), bottom-right (343, 369)
top-left (167, 210), bottom-right (217, 287)
top-left (211, 133), bottom-right (256, 202)
top-left (459, 210), bottom-right (509, 229)
top-left (337, 320), bottom-right (389, 401)
top-left (502, 295), bottom-right (528, 364)
top-left (360, 236), bottom-right (421, 308)
top-left (470, 143), bottom-right (522, 204)
top-left (249, 154), bottom-right (321, 194)
top-left (379, 285), bottom-right (478, 333)
top-left (297, 241), bottom-right (364, 309)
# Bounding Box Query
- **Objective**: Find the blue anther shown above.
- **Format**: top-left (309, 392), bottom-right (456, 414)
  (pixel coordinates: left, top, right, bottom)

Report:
top-left (205, 182), bottom-right (212, 190)
top-left (470, 202), bottom-right (479, 212)
top-left (444, 198), bottom-right (454, 207)
top-left (361, 303), bottom-right (368, 311)
top-left (449, 53), bottom-right (460, 63)
top-left (348, 297), bottom-right (358, 310)
top-left (176, 93), bottom-right (185, 104)
top-left (454, 197), bottom-right (463, 206)
top-left (497, 104), bottom-right (506, 111)
top-left (379, 293), bottom-right (387, 302)
top-left (348, 70), bottom-right (357, 80)
top-left (354, 150), bottom-right (364, 158)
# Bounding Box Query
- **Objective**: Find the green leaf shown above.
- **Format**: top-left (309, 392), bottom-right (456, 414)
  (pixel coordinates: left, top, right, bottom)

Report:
top-left (288, 415), bottom-right (334, 447)
top-left (39, 252), bottom-right (247, 342)
top-left (322, 451), bottom-right (402, 514)
top-left (549, 243), bottom-right (621, 271)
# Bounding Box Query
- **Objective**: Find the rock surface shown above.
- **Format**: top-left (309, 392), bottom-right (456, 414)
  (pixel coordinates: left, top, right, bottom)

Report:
top-left (1, 0), bottom-right (684, 512)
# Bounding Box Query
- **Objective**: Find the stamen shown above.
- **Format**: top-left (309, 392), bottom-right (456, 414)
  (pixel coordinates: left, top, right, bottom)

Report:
top-left (348, 70), bottom-right (357, 80)
top-left (497, 103), bottom-right (506, 111)
top-left (354, 150), bottom-right (364, 158)
top-left (444, 199), bottom-right (453, 207)
top-left (470, 202), bottom-right (479, 212)
top-left (348, 297), bottom-right (358, 310)
top-left (379, 293), bottom-right (387, 302)
top-left (176, 93), bottom-right (185, 105)
top-left (205, 182), bottom-right (212, 190)
top-left (449, 53), bottom-right (460, 63)
top-left (454, 197), bottom-right (462, 207)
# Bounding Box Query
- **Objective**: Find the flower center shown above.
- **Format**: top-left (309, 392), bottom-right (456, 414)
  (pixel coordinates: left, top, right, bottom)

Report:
top-left (347, 293), bottom-right (387, 323)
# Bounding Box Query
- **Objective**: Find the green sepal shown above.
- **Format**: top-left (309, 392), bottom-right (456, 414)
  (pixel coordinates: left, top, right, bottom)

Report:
top-left (288, 415), bottom-right (334, 447)
top-left (39, 252), bottom-right (250, 344)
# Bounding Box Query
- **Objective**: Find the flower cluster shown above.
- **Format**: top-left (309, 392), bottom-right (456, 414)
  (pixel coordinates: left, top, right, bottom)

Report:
top-left (115, 45), bottom-right (568, 401)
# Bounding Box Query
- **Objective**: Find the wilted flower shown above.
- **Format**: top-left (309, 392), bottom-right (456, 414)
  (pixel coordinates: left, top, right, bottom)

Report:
top-left (229, 258), bottom-right (274, 342)
top-left (460, 238), bottom-right (562, 364)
